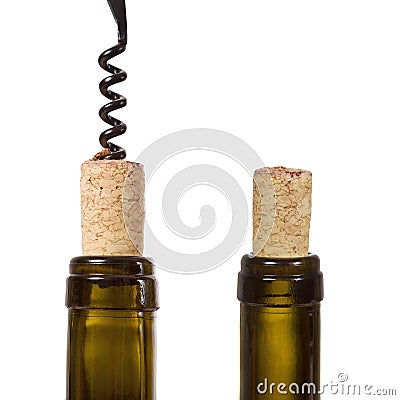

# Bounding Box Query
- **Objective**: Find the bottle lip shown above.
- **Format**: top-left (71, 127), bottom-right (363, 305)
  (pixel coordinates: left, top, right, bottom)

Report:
top-left (241, 253), bottom-right (320, 275)
top-left (70, 256), bottom-right (155, 276)
top-left (243, 252), bottom-right (319, 265)
top-left (67, 256), bottom-right (159, 310)
top-left (238, 253), bottom-right (323, 305)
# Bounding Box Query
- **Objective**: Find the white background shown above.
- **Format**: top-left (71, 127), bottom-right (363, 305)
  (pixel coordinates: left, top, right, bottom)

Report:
top-left (1, 0), bottom-right (400, 399)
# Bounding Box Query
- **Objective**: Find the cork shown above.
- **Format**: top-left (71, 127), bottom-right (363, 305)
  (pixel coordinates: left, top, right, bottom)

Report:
top-left (81, 160), bottom-right (145, 256)
top-left (253, 166), bottom-right (312, 258)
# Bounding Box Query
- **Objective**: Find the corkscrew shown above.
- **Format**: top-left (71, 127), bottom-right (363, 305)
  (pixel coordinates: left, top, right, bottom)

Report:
top-left (97, 0), bottom-right (128, 160)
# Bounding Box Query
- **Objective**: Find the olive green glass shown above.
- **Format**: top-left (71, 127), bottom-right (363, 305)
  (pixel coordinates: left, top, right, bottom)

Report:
top-left (238, 254), bottom-right (323, 400)
top-left (66, 256), bottom-right (159, 400)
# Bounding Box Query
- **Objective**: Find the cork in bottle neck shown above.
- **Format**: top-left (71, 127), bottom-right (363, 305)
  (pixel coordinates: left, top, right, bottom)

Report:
top-left (253, 166), bottom-right (312, 258)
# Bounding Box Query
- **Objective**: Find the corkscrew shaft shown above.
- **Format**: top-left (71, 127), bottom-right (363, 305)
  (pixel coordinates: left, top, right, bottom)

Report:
top-left (98, 0), bottom-right (128, 160)
top-left (107, 0), bottom-right (127, 43)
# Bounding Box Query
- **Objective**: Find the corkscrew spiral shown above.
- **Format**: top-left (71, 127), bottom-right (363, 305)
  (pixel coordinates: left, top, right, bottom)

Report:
top-left (98, 0), bottom-right (128, 160)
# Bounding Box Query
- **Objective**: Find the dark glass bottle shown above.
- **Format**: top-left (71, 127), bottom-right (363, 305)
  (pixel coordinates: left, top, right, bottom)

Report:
top-left (238, 253), bottom-right (323, 400)
top-left (66, 256), bottom-right (159, 400)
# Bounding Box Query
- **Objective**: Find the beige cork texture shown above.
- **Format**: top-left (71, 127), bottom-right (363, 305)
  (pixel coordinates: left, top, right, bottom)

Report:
top-left (253, 166), bottom-right (312, 258)
top-left (81, 160), bottom-right (145, 256)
